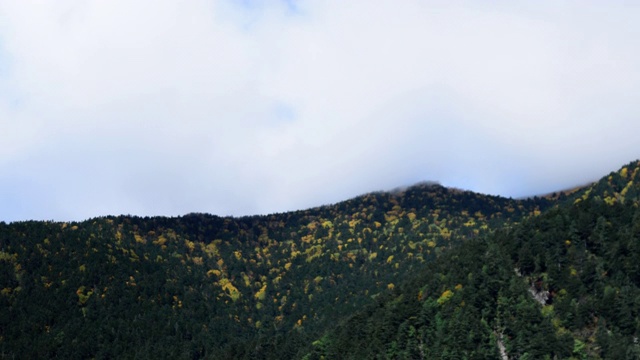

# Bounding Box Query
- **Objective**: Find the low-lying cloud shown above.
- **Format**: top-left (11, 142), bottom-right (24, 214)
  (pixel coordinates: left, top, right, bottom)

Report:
top-left (1, 1), bottom-right (639, 221)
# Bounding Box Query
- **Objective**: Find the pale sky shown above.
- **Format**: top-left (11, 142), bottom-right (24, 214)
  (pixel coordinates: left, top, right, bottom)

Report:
top-left (1, 1), bottom-right (639, 222)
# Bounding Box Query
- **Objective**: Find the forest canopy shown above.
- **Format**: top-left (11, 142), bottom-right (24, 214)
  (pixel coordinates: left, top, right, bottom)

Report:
top-left (1, 161), bottom-right (639, 359)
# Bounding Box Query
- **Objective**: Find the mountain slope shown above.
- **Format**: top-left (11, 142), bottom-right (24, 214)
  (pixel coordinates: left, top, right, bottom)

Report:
top-left (0, 182), bottom-right (551, 358)
top-left (306, 160), bottom-right (640, 359)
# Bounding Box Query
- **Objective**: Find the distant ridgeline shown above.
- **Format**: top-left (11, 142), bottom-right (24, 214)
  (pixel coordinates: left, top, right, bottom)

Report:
top-left (0, 161), bottom-right (639, 359)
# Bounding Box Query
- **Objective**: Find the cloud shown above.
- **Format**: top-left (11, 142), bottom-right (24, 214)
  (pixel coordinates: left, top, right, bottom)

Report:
top-left (0, 0), bottom-right (639, 221)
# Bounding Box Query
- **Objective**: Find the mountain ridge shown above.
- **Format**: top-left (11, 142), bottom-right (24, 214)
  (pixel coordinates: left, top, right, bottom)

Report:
top-left (0, 160), bottom-right (638, 359)
top-left (303, 159), bottom-right (640, 359)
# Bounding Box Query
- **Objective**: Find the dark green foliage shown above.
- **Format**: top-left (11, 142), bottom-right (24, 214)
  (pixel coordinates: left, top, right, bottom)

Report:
top-left (1, 160), bottom-right (640, 359)
top-left (308, 160), bottom-right (640, 359)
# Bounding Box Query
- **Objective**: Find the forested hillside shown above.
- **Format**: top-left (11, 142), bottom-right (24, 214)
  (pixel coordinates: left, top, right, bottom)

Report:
top-left (1, 161), bottom-right (638, 359)
top-left (0, 181), bottom-right (550, 358)
top-left (305, 161), bottom-right (640, 359)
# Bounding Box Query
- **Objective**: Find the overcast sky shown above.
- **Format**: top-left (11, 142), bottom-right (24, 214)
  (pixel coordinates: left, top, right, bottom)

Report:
top-left (1, 1), bottom-right (639, 222)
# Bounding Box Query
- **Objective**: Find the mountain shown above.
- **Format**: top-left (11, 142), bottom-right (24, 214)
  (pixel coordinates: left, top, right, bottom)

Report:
top-left (0, 160), bottom-right (638, 359)
top-left (304, 160), bottom-right (640, 359)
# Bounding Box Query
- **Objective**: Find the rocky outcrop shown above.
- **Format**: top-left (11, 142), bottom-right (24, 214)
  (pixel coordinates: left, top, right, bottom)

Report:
top-left (528, 278), bottom-right (550, 305)
top-left (495, 331), bottom-right (509, 360)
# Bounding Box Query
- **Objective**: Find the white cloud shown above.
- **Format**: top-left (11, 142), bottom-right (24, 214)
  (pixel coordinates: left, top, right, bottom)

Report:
top-left (0, 0), bottom-right (639, 221)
